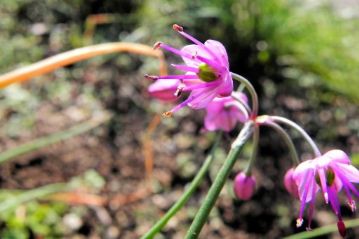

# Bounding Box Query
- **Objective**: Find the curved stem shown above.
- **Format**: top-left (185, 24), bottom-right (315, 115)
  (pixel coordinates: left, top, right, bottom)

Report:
top-left (268, 115), bottom-right (321, 157)
top-left (141, 133), bottom-right (222, 239)
top-left (244, 124), bottom-right (259, 175)
top-left (231, 72), bottom-right (259, 117)
top-left (231, 92), bottom-right (252, 114)
top-left (261, 121), bottom-right (300, 165)
top-left (185, 122), bottom-right (253, 239)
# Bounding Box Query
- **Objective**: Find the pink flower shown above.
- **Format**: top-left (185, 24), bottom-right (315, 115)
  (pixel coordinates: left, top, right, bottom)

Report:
top-left (148, 79), bottom-right (179, 102)
top-left (146, 24), bottom-right (233, 116)
top-left (204, 92), bottom-right (249, 132)
top-left (293, 150), bottom-right (359, 237)
top-left (284, 168), bottom-right (299, 199)
top-left (233, 172), bottom-right (256, 200)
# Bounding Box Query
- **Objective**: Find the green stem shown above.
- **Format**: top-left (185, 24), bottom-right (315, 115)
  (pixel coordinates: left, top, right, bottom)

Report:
top-left (244, 124), bottom-right (259, 175)
top-left (141, 133), bottom-right (222, 239)
top-left (231, 72), bottom-right (259, 117)
top-left (0, 114), bottom-right (110, 164)
top-left (263, 121), bottom-right (300, 165)
top-left (0, 183), bottom-right (69, 211)
top-left (185, 122), bottom-right (253, 239)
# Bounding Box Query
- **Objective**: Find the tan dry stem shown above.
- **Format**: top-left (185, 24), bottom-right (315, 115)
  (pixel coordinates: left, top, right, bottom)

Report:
top-left (0, 42), bottom-right (167, 88)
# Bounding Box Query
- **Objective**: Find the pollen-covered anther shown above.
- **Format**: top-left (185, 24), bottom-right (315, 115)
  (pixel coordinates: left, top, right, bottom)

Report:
top-left (172, 24), bottom-right (183, 32)
top-left (144, 74), bottom-right (158, 80)
top-left (162, 111), bottom-right (173, 118)
top-left (153, 41), bottom-right (162, 50)
top-left (296, 218), bottom-right (303, 227)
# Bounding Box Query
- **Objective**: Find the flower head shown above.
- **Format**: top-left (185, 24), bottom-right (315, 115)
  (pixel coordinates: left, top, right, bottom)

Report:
top-left (293, 150), bottom-right (359, 236)
top-left (233, 172), bottom-right (256, 200)
top-left (204, 92), bottom-right (249, 132)
top-left (147, 24), bottom-right (233, 115)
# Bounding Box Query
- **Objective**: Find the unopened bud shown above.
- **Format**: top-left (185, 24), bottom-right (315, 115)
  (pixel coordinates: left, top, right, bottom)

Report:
top-left (233, 172), bottom-right (256, 200)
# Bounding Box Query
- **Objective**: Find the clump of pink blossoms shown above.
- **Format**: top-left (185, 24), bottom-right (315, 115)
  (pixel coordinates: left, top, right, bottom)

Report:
top-left (146, 24), bottom-right (233, 116)
top-left (293, 149), bottom-right (359, 237)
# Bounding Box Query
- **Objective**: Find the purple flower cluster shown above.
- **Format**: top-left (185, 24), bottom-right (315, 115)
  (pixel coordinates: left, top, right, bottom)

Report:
top-left (147, 24), bottom-right (248, 132)
top-left (146, 25), bottom-right (359, 238)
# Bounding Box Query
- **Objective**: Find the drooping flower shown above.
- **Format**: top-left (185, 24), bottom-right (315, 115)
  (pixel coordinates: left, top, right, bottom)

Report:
top-left (284, 168), bottom-right (299, 199)
top-left (146, 24), bottom-right (233, 116)
top-left (233, 172), bottom-right (256, 200)
top-left (293, 149), bottom-right (359, 237)
top-left (204, 92), bottom-right (249, 132)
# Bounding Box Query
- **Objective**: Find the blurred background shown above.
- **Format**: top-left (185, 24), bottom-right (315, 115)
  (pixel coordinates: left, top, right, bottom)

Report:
top-left (0, 0), bottom-right (359, 238)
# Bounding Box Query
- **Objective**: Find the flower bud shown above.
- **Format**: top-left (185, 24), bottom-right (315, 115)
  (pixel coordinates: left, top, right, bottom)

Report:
top-left (233, 172), bottom-right (256, 200)
top-left (284, 168), bottom-right (299, 199)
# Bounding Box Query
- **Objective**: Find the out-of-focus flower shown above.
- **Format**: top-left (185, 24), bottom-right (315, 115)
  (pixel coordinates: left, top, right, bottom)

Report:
top-left (284, 168), bottom-right (299, 199)
top-left (293, 149), bottom-right (359, 237)
top-left (148, 79), bottom-right (179, 102)
top-left (146, 24), bottom-right (232, 116)
top-left (204, 92), bottom-right (249, 132)
top-left (233, 172), bottom-right (256, 200)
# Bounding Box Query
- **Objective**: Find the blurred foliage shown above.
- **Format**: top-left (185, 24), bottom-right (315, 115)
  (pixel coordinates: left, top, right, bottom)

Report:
top-left (0, 170), bottom-right (104, 238)
top-left (0, 201), bottom-right (67, 239)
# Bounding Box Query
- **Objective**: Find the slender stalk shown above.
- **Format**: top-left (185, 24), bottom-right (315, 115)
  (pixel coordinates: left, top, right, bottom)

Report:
top-left (244, 124), bottom-right (259, 174)
top-left (0, 183), bottom-right (68, 211)
top-left (141, 133), bottom-right (222, 239)
top-left (231, 73), bottom-right (259, 117)
top-left (262, 121), bottom-right (300, 165)
top-left (0, 114), bottom-right (110, 164)
top-left (268, 115), bottom-right (321, 157)
top-left (185, 122), bottom-right (253, 239)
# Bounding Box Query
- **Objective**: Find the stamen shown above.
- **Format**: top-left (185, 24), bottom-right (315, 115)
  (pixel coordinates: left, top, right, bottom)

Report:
top-left (196, 55), bottom-right (222, 71)
top-left (296, 218), bottom-right (303, 227)
top-left (151, 74), bottom-right (199, 80)
top-left (171, 64), bottom-right (199, 73)
top-left (144, 74), bottom-right (158, 80)
top-left (172, 24), bottom-right (183, 32)
top-left (173, 24), bottom-right (219, 61)
top-left (159, 43), bottom-right (193, 59)
top-left (162, 111), bottom-right (173, 118)
top-left (153, 41), bottom-right (162, 50)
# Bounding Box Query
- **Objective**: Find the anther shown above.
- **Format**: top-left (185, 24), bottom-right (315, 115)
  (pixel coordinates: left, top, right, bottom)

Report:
top-left (153, 42), bottom-right (162, 50)
top-left (144, 74), bottom-right (158, 80)
top-left (162, 111), bottom-right (173, 118)
top-left (296, 218), bottom-right (303, 227)
top-left (172, 24), bottom-right (183, 32)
